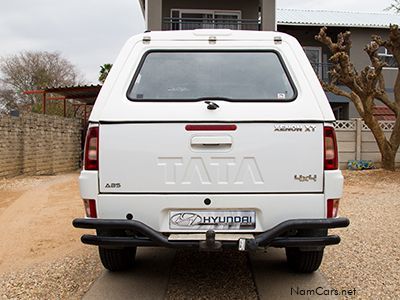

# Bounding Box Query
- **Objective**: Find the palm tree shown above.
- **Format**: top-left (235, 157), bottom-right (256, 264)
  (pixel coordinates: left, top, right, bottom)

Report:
top-left (99, 64), bottom-right (113, 84)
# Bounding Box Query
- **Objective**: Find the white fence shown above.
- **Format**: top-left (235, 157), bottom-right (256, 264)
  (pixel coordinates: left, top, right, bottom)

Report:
top-left (333, 119), bottom-right (399, 169)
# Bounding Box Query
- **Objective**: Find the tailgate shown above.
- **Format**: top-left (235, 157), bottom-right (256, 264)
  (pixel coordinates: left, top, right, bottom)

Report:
top-left (99, 123), bottom-right (324, 193)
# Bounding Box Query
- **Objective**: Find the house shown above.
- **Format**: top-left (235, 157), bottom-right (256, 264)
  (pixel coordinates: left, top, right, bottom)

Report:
top-left (137, 1), bottom-right (400, 120)
top-left (137, 0), bottom-right (276, 31)
top-left (277, 9), bottom-right (400, 120)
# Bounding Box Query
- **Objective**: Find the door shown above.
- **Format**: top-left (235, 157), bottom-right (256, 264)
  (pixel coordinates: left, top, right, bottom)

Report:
top-left (98, 50), bottom-right (325, 194)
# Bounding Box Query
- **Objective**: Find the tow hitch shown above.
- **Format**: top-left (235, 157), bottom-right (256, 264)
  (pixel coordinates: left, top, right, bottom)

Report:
top-left (199, 230), bottom-right (222, 251)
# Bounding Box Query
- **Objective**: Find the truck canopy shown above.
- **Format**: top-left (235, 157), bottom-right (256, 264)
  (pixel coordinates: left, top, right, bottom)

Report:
top-left (89, 30), bottom-right (335, 123)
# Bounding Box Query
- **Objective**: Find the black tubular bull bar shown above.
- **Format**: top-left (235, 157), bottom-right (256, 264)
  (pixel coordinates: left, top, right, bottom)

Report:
top-left (72, 217), bottom-right (350, 251)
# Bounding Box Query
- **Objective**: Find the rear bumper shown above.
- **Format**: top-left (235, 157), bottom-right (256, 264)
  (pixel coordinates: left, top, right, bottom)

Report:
top-left (73, 217), bottom-right (349, 251)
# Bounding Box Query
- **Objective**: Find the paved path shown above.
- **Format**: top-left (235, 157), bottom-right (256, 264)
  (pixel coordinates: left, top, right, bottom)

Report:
top-left (250, 248), bottom-right (337, 300)
top-left (84, 247), bottom-right (337, 299)
top-left (83, 248), bottom-right (175, 300)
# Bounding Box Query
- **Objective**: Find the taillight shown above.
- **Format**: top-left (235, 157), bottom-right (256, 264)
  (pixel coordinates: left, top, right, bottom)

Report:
top-left (83, 199), bottom-right (97, 218)
top-left (324, 126), bottom-right (338, 170)
top-left (327, 199), bottom-right (340, 218)
top-left (84, 126), bottom-right (99, 170)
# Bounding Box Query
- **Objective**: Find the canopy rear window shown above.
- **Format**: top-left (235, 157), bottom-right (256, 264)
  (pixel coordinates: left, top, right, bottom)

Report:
top-left (127, 51), bottom-right (296, 101)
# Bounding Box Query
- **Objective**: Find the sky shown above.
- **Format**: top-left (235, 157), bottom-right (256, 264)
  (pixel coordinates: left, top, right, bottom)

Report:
top-left (0, 0), bottom-right (395, 84)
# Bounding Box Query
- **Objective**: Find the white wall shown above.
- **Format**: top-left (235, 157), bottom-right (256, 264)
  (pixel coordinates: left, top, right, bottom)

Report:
top-left (334, 119), bottom-right (400, 169)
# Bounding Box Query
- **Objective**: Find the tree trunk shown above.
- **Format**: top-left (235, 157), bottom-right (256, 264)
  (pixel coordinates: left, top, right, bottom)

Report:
top-left (364, 113), bottom-right (397, 171)
top-left (381, 149), bottom-right (397, 171)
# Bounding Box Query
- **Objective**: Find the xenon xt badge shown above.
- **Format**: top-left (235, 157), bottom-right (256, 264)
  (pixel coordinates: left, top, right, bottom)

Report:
top-left (274, 125), bottom-right (316, 132)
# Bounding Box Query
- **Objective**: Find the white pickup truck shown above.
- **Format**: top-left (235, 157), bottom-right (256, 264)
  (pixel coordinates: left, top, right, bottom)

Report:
top-left (73, 29), bottom-right (349, 273)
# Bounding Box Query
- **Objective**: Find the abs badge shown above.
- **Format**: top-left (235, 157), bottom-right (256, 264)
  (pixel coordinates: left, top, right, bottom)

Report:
top-left (104, 183), bottom-right (121, 188)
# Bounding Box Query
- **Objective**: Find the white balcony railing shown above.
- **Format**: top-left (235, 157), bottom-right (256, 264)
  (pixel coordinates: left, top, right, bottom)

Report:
top-left (163, 17), bottom-right (261, 31)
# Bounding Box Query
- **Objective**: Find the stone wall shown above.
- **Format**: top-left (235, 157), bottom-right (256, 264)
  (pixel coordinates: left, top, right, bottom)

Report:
top-left (0, 113), bottom-right (82, 178)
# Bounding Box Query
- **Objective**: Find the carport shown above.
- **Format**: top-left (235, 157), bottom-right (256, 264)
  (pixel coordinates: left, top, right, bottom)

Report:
top-left (24, 84), bottom-right (102, 128)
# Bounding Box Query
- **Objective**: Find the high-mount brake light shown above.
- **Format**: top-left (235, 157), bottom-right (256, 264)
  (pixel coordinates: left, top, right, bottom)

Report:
top-left (185, 124), bottom-right (237, 131)
top-left (84, 126), bottom-right (99, 170)
top-left (324, 126), bottom-right (338, 170)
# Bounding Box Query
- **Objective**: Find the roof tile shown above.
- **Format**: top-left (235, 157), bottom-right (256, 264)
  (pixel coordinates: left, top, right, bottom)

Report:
top-left (277, 8), bottom-right (400, 28)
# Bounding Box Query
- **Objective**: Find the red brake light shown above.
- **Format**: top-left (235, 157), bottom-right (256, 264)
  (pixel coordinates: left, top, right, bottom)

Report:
top-left (327, 199), bottom-right (340, 218)
top-left (83, 199), bottom-right (97, 218)
top-left (84, 126), bottom-right (99, 170)
top-left (185, 124), bottom-right (237, 131)
top-left (324, 126), bottom-right (338, 170)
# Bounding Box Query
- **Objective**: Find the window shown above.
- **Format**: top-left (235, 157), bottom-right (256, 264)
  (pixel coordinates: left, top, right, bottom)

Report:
top-left (378, 47), bottom-right (397, 68)
top-left (331, 104), bottom-right (349, 120)
top-left (214, 13), bottom-right (240, 30)
top-left (303, 47), bottom-right (322, 76)
top-left (127, 51), bottom-right (296, 102)
top-left (304, 47), bottom-right (322, 65)
top-left (179, 12), bottom-right (214, 30)
top-left (333, 106), bottom-right (343, 120)
top-left (170, 9), bottom-right (242, 30)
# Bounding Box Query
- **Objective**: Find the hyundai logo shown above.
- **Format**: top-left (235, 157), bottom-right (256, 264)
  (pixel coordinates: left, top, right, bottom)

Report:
top-left (170, 213), bottom-right (202, 227)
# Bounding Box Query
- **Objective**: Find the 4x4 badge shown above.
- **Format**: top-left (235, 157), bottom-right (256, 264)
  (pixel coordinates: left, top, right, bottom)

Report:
top-left (294, 175), bottom-right (317, 182)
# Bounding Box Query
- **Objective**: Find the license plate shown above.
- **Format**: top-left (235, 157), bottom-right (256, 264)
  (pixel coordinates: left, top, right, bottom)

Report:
top-left (169, 210), bottom-right (256, 230)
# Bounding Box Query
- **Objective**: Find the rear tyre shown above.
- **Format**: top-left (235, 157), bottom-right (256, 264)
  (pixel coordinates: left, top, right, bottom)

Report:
top-left (285, 248), bottom-right (324, 273)
top-left (285, 228), bottom-right (327, 273)
top-left (98, 247), bottom-right (137, 271)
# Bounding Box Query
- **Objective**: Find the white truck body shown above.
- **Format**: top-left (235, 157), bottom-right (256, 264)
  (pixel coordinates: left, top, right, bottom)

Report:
top-left (75, 30), bottom-right (349, 273)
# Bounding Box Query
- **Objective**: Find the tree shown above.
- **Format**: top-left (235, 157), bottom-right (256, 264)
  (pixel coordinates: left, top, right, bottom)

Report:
top-left (386, 1), bottom-right (400, 12)
top-left (99, 63), bottom-right (112, 83)
top-left (0, 51), bottom-right (80, 113)
top-left (315, 26), bottom-right (400, 171)
top-left (0, 89), bottom-right (18, 112)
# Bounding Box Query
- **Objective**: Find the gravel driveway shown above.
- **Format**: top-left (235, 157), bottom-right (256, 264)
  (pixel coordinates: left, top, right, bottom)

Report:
top-left (0, 174), bottom-right (101, 299)
top-left (321, 170), bottom-right (400, 299)
top-left (0, 170), bottom-right (399, 299)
